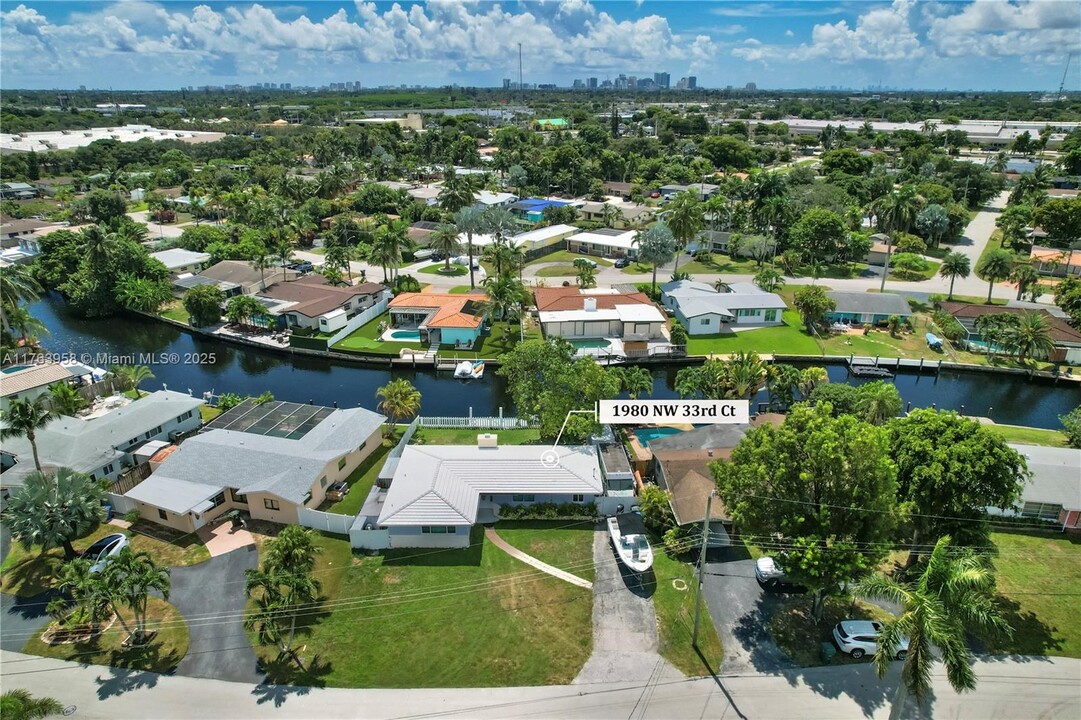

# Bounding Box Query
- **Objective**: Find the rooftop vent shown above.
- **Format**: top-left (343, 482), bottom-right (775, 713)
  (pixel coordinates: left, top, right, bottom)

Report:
top-left (584, 297), bottom-right (597, 312)
top-left (477, 433), bottom-right (498, 448)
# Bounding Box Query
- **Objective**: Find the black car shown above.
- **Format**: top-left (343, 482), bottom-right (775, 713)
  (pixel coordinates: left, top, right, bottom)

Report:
top-left (287, 261), bottom-right (314, 274)
top-left (614, 257), bottom-right (630, 268)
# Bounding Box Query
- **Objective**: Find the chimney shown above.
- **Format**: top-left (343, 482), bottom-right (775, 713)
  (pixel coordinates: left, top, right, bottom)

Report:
top-left (584, 297), bottom-right (597, 312)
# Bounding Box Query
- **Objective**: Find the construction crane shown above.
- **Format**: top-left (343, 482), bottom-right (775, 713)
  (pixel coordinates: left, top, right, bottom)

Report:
top-left (1059, 52), bottom-right (1074, 99)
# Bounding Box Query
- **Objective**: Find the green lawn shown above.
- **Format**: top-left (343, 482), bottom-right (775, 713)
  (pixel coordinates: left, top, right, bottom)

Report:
top-left (794, 263), bottom-right (870, 280)
top-left (527, 250), bottom-right (614, 268)
top-left (769, 594), bottom-right (894, 667)
top-left (419, 263), bottom-right (468, 276)
top-left (199, 405), bottom-right (223, 423)
top-left (408, 427), bottom-right (542, 445)
top-left (331, 313), bottom-right (426, 356)
top-left (250, 530), bottom-right (593, 687)
top-left (435, 320), bottom-right (541, 360)
top-left (160, 302), bottom-right (190, 324)
top-left (622, 255), bottom-right (760, 276)
top-left (986, 531), bottom-right (1081, 658)
top-left (322, 442), bottom-right (393, 515)
top-left (535, 264), bottom-right (583, 277)
top-left (652, 546), bottom-right (725, 676)
top-left (889, 259), bottom-right (940, 282)
top-left (449, 285), bottom-right (474, 293)
top-left (983, 424), bottom-right (1070, 447)
top-left (22, 596), bottom-right (189, 674)
top-left (495, 520), bottom-right (597, 584)
top-left (685, 310), bottom-right (822, 356)
top-left (1, 523), bottom-right (209, 597)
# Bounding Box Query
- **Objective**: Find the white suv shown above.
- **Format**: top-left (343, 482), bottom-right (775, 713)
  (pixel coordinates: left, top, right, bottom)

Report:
top-left (832, 620), bottom-right (909, 660)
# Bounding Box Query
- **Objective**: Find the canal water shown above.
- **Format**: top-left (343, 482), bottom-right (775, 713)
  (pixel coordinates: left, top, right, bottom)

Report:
top-left (29, 295), bottom-right (1079, 429)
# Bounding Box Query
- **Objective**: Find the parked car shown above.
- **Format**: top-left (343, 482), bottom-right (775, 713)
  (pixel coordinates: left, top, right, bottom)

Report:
top-left (326, 481), bottom-right (350, 501)
top-left (650, 191), bottom-right (661, 199)
top-left (832, 620), bottom-right (909, 660)
top-left (287, 260), bottom-right (314, 273)
top-left (754, 556), bottom-right (806, 592)
top-left (614, 257), bottom-right (630, 268)
top-left (453, 255), bottom-right (481, 269)
top-left (81, 533), bottom-right (129, 574)
top-left (574, 257), bottom-right (598, 268)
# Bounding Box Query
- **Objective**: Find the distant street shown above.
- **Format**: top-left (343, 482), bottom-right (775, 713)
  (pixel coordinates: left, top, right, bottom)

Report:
top-left (2, 650), bottom-right (1077, 719)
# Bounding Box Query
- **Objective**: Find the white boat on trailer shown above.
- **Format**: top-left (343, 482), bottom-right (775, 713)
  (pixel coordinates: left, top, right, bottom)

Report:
top-left (607, 512), bottom-right (654, 573)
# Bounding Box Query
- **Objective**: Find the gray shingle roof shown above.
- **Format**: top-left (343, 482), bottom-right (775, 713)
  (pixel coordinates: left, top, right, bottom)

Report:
top-left (144, 405), bottom-right (385, 508)
top-left (827, 292), bottom-right (912, 316)
top-left (378, 445), bottom-right (601, 526)
top-left (660, 279), bottom-right (786, 318)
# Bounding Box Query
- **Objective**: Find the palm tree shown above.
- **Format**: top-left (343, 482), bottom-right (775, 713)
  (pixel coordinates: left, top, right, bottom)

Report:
top-left (253, 250), bottom-right (275, 291)
top-left (753, 267), bottom-right (784, 293)
top-left (480, 273), bottom-right (531, 338)
top-left (376, 379), bottom-right (422, 436)
top-left (976, 249), bottom-right (1016, 304)
top-left (664, 191), bottom-right (704, 275)
top-left (455, 206), bottom-right (487, 289)
top-left (1004, 312), bottom-right (1055, 363)
top-left (1008, 262), bottom-right (1041, 301)
top-left (764, 363), bottom-right (801, 410)
top-left (244, 565), bottom-right (321, 671)
top-left (483, 242), bottom-right (516, 277)
top-left (323, 244), bottom-right (356, 282)
top-left (105, 548), bottom-right (170, 644)
top-left (725, 351), bottom-right (766, 399)
top-left (574, 259), bottom-right (597, 289)
top-left (990, 151), bottom-right (1009, 173)
top-left (371, 220), bottom-right (411, 283)
top-left (0, 264), bottom-right (42, 311)
top-left (273, 237), bottom-right (293, 281)
top-left (614, 366), bottom-right (653, 400)
top-left (938, 252), bottom-right (971, 300)
top-left (2, 304), bottom-right (49, 346)
top-left (0, 690), bottom-right (64, 720)
top-left (49, 382), bottom-right (88, 416)
top-left (601, 203), bottom-right (623, 228)
top-left (0, 468), bottom-right (107, 559)
top-left (111, 364), bottom-right (155, 398)
top-left (873, 187), bottom-right (924, 291)
top-left (482, 207), bottom-right (518, 246)
top-left (263, 525), bottom-right (321, 575)
top-left (429, 225), bottom-right (462, 273)
top-left (855, 380), bottom-right (902, 425)
top-left (0, 396), bottom-right (57, 474)
top-left (855, 536), bottom-right (1011, 720)
top-left (797, 366), bottom-right (829, 399)
top-left (436, 166), bottom-right (477, 214)
top-left (80, 224), bottom-right (115, 269)
top-left (632, 222), bottom-right (678, 295)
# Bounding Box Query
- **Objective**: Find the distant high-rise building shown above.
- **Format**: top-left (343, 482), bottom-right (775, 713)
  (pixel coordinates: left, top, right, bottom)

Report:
top-left (573, 79), bottom-right (584, 89)
top-left (282, 83), bottom-right (291, 90)
top-left (587, 77), bottom-right (598, 89)
top-left (627, 75), bottom-right (637, 89)
top-left (687, 76), bottom-right (697, 89)
top-left (503, 78), bottom-right (511, 90)
top-left (745, 82), bottom-right (757, 92)
top-left (654, 72), bottom-right (670, 89)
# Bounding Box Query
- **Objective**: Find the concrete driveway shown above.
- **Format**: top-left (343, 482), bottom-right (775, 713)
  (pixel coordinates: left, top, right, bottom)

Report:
top-left (170, 546), bottom-right (263, 684)
top-left (700, 545), bottom-right (795, 674)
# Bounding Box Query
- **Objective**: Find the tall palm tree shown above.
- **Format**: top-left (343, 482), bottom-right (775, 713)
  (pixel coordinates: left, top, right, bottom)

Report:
top-left (437, 166), bottom-right (477, 214)
top-left (2, 304), bottom-right (49, 346)
top-left (429, 225), bottom-right (462, 273)
top-left (323, 244), bottom-right (356, 282)
top-left (855, 536), bottom-right (1010, 720)
top-left (455, 206), bottom-right (487, 290)
top-left (253, 250), bottom-right (275, 291)
top-left (0, 264), bottom-right (42, 311)
top-left (1004, 312), bottom-right (1055, 363)
top-left (482, 207), bottom-right (518, 246)
top-left (371, 220), bottom-right (411, 283)
top-left (480, 274), bottom-right (531, 337)
top-left (105, 548), bottom-right (170, 644)
top-left (874, 187), bottom-right (924, 291)
top-left (245, 565), bottom-right (321, 671)
top-left (614, 366), bottom-right (654, 400)
top-left (976, 249), bottom-right (1016, 304)
top-left (0, 689), bottom-right (64, 720)
top-left (1008, 262), bottom-right (1041, 301)
top-left (938, 252), bottom-right (971, 300)
top-left (601, 203), bottom-right (623, 229)
top-left (273, 237), bottom-right (294, 281)
top-left (1, 468), bottom-right (107, 559)
top-left (0, 396), bottom-right (57, 474)
top-left (376, 379), bottom-right (422, 436)
top-left (483, 242), bottom-right (517, 278)
top-left (111, 364), bottom-right (155, 398)
top-left (664, 191), bottom-right (704, 275)
top-left (632, 222), bottom-right (678, 295)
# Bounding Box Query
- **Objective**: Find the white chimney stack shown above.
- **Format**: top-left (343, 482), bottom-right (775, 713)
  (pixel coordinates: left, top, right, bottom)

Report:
top-left (584, 297), bottom-right (597, 312)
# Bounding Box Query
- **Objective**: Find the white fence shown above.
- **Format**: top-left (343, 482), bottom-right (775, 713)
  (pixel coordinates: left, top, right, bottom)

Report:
top-left (417, 414), bottom-right (538, 429)
top-left (325, 291), bottom-right (393, 348)
top-left (297, 508), bottom-right (354, 535)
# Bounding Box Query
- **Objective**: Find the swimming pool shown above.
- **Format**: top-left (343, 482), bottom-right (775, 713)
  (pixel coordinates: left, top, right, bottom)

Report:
top-left (390, 330), bottom-right (422, 341)
top-left (632, 426), bottom-right (686, 446)
top-left (1, 365), bottom-right (30, 374)
top-left (569, 338), bottom-right (611, 350)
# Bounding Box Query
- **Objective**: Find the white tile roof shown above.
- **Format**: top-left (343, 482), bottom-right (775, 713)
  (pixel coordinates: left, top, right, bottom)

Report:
top-left (150, 248), bottom-right (210, 270)
top-left (378, 445), bottom-right (601, 526)
top-left (567, 229), bottom-right (638, 250)
top-left (539, 308), bottom-right (620, 323)
top-left (661, 279), bottom-right (786, 318)
top-left (1009, 444), bottom-right (1081, 510)
top-left (125, 474), bottom-right (223, 515)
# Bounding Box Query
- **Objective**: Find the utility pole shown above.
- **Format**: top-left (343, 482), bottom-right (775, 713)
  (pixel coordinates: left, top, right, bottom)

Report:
top-left (692, 490), bottom-right (714, 649)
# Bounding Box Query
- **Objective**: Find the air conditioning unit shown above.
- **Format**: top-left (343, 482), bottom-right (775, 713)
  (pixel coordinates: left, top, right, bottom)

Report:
top-left (477, 433), bottom-right (498, 448)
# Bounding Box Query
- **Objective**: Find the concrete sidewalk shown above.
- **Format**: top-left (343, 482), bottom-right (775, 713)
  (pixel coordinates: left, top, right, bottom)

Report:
top-left (1, 651), bottom-right (1076, 719)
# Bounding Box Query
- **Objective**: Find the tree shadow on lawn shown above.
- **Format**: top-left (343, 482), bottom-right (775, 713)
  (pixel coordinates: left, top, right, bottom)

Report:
top-left (969, 594), bottom-right (1062, 662)
top-left (252, 654), bottom-right (333, 707)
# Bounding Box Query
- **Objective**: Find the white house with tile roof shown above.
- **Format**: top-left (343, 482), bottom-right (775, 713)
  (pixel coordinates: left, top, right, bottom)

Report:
top-left (660, 280), bottom-right (787, 335)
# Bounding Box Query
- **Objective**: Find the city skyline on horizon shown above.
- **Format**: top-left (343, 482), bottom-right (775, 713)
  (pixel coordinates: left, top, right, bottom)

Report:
top-left (1, 1), bottom-right (1079, 93)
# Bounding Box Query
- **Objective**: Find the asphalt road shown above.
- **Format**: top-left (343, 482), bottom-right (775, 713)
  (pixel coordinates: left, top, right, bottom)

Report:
top-left (169, 546), bottom-right (263, 684)
top-left (0, 590), bottom-right (58, 652)
top-left (3, 650), bottom-right (1077, 720)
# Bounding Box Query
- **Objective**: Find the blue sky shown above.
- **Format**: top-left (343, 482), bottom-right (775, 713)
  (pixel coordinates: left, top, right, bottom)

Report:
top-left (2, 1), bottom-right (1079, 91)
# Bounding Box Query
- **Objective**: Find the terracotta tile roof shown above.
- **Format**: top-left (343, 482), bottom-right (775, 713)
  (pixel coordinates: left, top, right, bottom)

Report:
top-left (941, 302), bottom-right (1081, 344)
top-left (388, 292), bottom-right (489, 329)
top-left (1031, 246), bottom-right (1081, 269)
top-left (533, 287), bottom-right (656, 312)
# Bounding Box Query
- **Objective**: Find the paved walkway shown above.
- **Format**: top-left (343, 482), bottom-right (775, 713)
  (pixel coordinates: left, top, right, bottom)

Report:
top-left (196, 521), bottom-right (255, 558)
top-left (484, 527), bottom-right (592, 589)
top-left (573, 529), bottom-right (682, 685)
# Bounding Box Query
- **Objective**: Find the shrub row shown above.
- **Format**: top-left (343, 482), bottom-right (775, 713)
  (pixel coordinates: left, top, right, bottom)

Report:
top-left (498, 501), bottom-right (597, 520)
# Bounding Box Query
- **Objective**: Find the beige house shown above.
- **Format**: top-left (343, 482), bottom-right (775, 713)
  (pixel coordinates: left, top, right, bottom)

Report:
top-left (125, 399), bottom-right (385, 532)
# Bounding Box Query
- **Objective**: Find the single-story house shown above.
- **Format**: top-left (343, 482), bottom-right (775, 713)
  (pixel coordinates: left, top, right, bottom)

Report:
top-left (125, 399), bottom-right (385, 532)
top-left (0, 218), bottom-right (55, 245)
top-left (535, 287), bottom-right (668, 342)
top-left (603, 181), bottom-right (635, 200)
top-left (474, 190), bottom-right (518, 208)
top-left (372, 441), bottom-right (603, 548)
top-left (660, 280), bottom-right (786, 335)
top-left (578, 202), bottom-right (655, 229)
top-left (566, 228), bottom-right (638, 258)
top-left (388, 292), bottom-right (489, 347)
top-left (1030, 246), bottom-right (1081, 278)
top-left (172, 273), bottom-right (241, 298)
top-left (199, 260), bottom-right (300, 295)
top-left (864, 234), bottom-right (892, 266)
top-left (149, 248), bottom-right (211, 276)
top-left (508, 224), bottom-right (578, 255)
top-left (0, 390), bottom-right (203, 492)
top-left (0, 361), bottom-right (78, 412)
top-left (260, 276), bottom-right (389, 332)
top-left (407, 220), bottom-right (447, 246)
top-left (940, 302), bottom-right (1081, 363)
top-left (825, 292), bottom-right (913, 325)
top-left (994, 444), bottom-right (1081, 533)
top-left (690, 231), bottom-right (776, 259)
top-left (407, 186), bottom-right (442, 206)
top-left (0, 183), bottom-right (38, 200)
top-left (660, 183), bottom-right (720, 200)
top-left (508, 198), bottom-right (575, 223)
